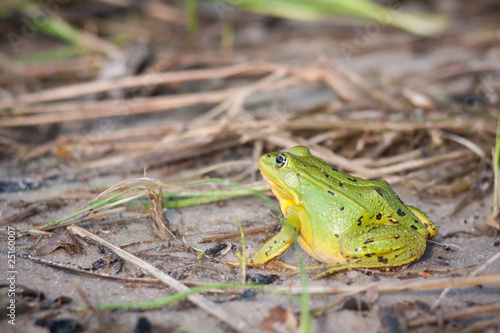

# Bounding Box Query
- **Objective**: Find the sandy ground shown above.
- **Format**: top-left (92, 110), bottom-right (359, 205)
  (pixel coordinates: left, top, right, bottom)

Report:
top-left (1, 170), bottom-right (499, 333)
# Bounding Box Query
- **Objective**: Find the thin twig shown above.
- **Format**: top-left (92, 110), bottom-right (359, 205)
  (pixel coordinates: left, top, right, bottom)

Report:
top-left (431, 252), bottom-right (500, 310)
top-left (270, 273), bottom-right (500, 295)
top-left (82, 236), bottom-right (123, 274)
top-left (407, 302), bottom-right (500, 328)
top-left (67, 225), bottom-right (250, 331)
top-left (199, 223), bottom-right (279, 244)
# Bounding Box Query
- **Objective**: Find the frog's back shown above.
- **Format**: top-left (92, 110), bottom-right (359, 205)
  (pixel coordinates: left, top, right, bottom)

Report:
top-left (293, 154), bottom-right (426, 236)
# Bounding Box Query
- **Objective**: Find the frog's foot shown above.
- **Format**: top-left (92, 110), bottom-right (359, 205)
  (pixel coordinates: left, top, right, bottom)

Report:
top-left (225, 254), bottom-right (256, 267)
top-left (313, 252), bottom-right (415, 279)
top-left (314, 263), bottom-right (406, 279)
top-left (284, 264), bottom-right (331, 278)
top-left (263, 260), bottom-right (297, 271)
top-left (225, 258), bottom-right (297, 271)
top-left (313, 262), bottom-right (376, 279)
top-left (225, 260), bottom-right (244, 267)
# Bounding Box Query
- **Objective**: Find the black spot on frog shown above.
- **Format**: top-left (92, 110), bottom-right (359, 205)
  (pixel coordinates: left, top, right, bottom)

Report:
top-left (357, 216), bottom-right (363, 226)
top-left (377, 256), bottom-right (389, 264)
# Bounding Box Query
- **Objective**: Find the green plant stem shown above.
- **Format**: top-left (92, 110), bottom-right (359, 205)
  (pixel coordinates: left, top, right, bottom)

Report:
top-left (236, 218), bottom-right (247, 284)
top-left (294, 236), bottom-right (312, 333)
top-left (76, 282), bottom-right (246, 311)
top-left (234, 0), bottom-right (448, 37)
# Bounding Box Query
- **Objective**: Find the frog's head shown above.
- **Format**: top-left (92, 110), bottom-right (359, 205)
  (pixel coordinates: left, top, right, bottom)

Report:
top-left (258, 146), bottom-right (312, 210)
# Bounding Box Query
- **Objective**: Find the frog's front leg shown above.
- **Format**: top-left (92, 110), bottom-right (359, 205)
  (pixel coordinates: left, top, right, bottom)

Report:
top-left (226, 206), bottom-right (302, 267)
top-left (315, 224), bottom-right (427, 278)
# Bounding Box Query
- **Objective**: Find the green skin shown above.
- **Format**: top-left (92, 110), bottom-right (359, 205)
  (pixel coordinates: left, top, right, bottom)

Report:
top-left (244, 145), bottom-right (438, 278)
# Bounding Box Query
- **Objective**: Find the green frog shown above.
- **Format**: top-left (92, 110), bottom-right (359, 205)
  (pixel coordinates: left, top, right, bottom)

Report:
top-left (232, 145), bottom-right (437, 278)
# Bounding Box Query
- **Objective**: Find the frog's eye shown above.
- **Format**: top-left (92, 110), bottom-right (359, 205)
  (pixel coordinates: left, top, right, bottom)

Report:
top-left (276, 154), bottom-right (287, 168)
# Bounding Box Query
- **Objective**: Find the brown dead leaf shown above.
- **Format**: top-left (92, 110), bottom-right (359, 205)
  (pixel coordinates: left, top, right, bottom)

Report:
top-left (34, 231), bottom-right (82, 256)
top-left (486, 217), bottom-right (500, 230)
top-left (261, 306), bottom-right (299, 333)
top-left (402, 88), bottom-right (435, 110)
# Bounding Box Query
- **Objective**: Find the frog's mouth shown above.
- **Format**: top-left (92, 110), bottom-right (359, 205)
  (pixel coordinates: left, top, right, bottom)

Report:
top-left (260, 172), bottom-right (295, 209)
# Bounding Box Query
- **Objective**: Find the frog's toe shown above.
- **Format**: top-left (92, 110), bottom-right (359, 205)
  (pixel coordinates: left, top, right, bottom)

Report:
top-left (226, 258), bottom-right (298, 272)
top-left (225, 258), bottom-right (257, 267)
top-left (313, 264), bottom-right (350, 279)
top-left (285, 264), bottom-right (324, 278)
top-left (225, 260), bottom-right (242, 267)
top-left (263, 260), bottom-right (297, 271)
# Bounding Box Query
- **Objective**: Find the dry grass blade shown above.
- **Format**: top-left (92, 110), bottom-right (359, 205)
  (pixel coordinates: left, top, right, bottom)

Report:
top-left (39, 178), bottom-right (159, 230)
top-left (0, 88), bottom-right (243, 127)
top-left (285, 117), bottom-right (496, 135)
top-left (0, 55), bottom-right (104, 82)
top-left (41, 207), bottom-right (152, 231)
top-left (67, 225), bottom-right (250, 331)
top-left (434, 130), bottom-right (487, 159)
top-left (271, 273), bottom-right (500, 295)
top-left (321, 56), bottom-right (404, 110)
top-left (360, 150), bottom-right (475, 179)
top-left (431, 251), bottom-right (500, 310)
top-left (407, 302), bottom-right (500, 328)
top-left (39, 177), bottom-right (273, 232)
top-left (317, 58), bottom-right (366, 103)
top-left (2, 55), bottom-right (493, 201)
top-left (405, 59), bottom-right (500, 87)
top-left (19, 253), bottom-right (159, 283)
top-left (19, 253), bottom-right (225, 288)
top-left (199, 223), bottom-right (280, 244)
top-left (145, 184), bottom-right (179, 242)
top-left (0, 62), bottom-right (280, 109)
top-left (192, 67), bottom-right (288, 124)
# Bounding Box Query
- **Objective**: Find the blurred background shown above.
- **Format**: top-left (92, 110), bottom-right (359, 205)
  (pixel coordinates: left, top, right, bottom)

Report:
top-left (0, 0), bottom-right (499, 195)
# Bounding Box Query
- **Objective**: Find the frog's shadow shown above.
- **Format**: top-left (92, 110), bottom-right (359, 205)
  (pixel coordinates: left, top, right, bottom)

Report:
top-left (417, 240), bottom-right (453, 267)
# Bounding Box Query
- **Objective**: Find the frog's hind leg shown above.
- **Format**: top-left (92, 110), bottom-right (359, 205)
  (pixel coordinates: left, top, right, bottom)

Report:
top-left (313, 247), bottom-right (412, 279)
top-left (315, 224), bottom-right (427, 279)
top-left (407, 205), bottom-right (438, 240)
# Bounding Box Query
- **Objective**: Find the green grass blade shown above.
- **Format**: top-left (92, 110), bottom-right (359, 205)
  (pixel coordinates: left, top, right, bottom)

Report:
top-left (233, 0), bottom-right (448, 37)
top-left (44, 177), bottom-right (281, 230)
top-left (76, 282), bottom-right (249, 311)
top-left (236, 218), bottom-right (247, 284)
top-left (185, 0), bottom-right (198, 34)
top-left (294, 236), bottom-right (312, 333)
